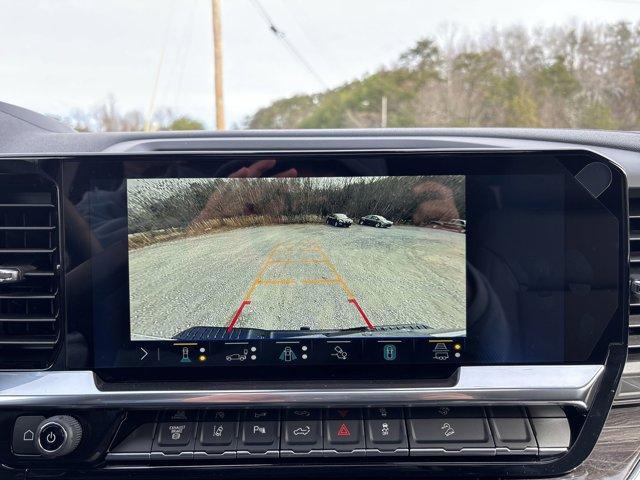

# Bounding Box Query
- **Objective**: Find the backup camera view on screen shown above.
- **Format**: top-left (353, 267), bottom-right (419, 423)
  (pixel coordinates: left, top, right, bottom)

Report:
top-left (126, 176), bottom-right (466, 341)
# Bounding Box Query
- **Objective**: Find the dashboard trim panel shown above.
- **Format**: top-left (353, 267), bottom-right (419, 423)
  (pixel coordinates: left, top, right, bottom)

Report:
top-left (0, 365), bottom-right (603, 408)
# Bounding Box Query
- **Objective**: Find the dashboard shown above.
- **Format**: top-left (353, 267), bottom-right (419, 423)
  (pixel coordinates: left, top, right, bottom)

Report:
top-left (0, 101), bottom-right (639, 480)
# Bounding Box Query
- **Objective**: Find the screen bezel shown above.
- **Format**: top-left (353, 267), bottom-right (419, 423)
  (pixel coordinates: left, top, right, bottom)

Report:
top-left (60, 149), bottom-right (628, 382)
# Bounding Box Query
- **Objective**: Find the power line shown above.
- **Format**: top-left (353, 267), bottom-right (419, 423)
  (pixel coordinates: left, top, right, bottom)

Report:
top-left (167, 0), bottom-right (198, 111)
top-left (249, 0), bottom-right (328, 89)
top-left (284, 1), bottom-right (348, 80)
top-left (144, 3), bottom-right (176, 131)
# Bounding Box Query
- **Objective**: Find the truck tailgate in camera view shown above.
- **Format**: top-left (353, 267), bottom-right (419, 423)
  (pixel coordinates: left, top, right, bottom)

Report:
top-left (127, 175), bottom-right (466, 340)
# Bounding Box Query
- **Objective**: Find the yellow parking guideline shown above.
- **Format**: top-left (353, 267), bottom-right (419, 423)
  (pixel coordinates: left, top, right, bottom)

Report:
top-left (302, 278), bottom-right (340, 285)
top-left (243, 242), bottom-right (283, 300)
top-left (239, 240), bottom-right (356, 306)
top-left (269, 259), bottom-right (324, 265)
top-left (258, 278), bottom-right (296, 286)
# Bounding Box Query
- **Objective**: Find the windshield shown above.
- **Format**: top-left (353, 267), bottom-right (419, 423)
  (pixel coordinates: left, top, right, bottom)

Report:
top-left (3, 0), bottom-right (639, 132)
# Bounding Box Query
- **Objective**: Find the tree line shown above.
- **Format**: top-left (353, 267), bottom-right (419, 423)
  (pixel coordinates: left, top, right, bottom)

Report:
top-left (60, 95), bottom-right (205, 132)
top-left (247, 22), bottom-right (640, 130)
top-left (127, 176), bottom-right (465, 234)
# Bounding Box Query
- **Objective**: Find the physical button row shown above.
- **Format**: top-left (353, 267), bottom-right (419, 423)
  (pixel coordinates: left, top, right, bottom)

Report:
top-left (107, 406), bottom-right (571, 461)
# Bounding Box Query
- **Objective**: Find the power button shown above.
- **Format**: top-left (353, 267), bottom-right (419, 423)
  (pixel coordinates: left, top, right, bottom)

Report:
top-left (38, 423), bottom-right (66, 453)
top-left (35, 416), bottom-right (83, 458)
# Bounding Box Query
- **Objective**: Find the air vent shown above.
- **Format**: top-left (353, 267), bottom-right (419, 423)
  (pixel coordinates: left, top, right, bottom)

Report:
top-left (0, 175), bottom-right (61, 369)
top-left (629, 188), bottom-right (640, 364)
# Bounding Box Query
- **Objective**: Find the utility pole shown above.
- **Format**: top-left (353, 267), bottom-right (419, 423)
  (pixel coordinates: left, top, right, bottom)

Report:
top-left (212, 0), bottom-right (225, 130)
top-left (381, 96), bottom-right (388, 128)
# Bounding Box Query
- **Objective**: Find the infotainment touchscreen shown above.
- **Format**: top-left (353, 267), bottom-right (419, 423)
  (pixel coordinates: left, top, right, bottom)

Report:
top-left (61, 151), bottom-right (626, 377)
top-left (126, 176), bottom-right (466, 345)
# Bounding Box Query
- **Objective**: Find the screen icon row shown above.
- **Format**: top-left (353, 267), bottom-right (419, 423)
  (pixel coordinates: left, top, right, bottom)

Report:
top-left (121, 338), bottom-right (464, 367)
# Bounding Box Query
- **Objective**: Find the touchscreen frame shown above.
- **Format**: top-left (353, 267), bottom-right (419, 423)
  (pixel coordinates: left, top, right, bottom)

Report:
top-left (60, 149), bottom-right (628, 381)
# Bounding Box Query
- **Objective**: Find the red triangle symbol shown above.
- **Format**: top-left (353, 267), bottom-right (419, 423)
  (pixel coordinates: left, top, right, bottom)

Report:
top-left (337, 409), bottom-right (349, 418)
top-left (337, 423), bottom-right (351, 437)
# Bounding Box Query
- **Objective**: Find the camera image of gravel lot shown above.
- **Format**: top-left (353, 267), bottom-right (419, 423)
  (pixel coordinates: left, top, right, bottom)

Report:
top-left (127, 175), bottom-right (466, 340)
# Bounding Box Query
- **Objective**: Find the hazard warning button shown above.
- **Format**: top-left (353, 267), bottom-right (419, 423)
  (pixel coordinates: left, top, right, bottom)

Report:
top-left (324, 408), bottom-right (365, 456)
top-left (337, 423), bottom-right (351, 437)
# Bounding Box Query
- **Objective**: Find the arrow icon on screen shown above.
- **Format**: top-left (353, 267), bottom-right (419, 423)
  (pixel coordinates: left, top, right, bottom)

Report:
top-left (140, 347), bottom-right (148, 360)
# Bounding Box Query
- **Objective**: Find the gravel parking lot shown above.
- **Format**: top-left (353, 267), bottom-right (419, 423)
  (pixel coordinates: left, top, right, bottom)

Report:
top-left (129, 223), bottom-right (465, 339)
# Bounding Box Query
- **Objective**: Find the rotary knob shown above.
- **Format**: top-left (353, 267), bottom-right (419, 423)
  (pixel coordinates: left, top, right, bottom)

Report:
top-left (35, 415), bottom-right (82, 458)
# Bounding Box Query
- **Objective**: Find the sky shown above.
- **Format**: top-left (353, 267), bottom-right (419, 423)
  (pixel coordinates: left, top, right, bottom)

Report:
top-left (1, 0), bottom-right (639, 129)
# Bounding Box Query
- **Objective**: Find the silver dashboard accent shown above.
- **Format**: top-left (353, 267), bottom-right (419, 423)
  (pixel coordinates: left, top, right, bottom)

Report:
top-left (365, 448), bottom-right (409, 457)
top-left (539, 447), bottom-right (570, 457)
top-left (409, 447), bottom-right (496, 457)
top-left (237, 450), bottom-right (279, 458)
top-left (0, 267), bottom-right (22, 284)
top-left (495, 446), bottom-right (538, 456)
top-left (193, 450), bottom-right (236, 459)
top-left (322, 449), bottom-right (366, 457)
top-left (629, 457), bottom-right (640, 480)
top-left (150, 451), bottom-right (193, 461)
top-left (0, 365), bottom-right (603, 408)
top-left (280, 449), bottom-right (324, 458)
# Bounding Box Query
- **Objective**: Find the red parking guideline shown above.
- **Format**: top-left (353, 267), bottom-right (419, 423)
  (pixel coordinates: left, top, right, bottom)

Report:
top-left (227, 300), bottom-right (251, 333)
top-left (348, 299), bottom-right (374, 330)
